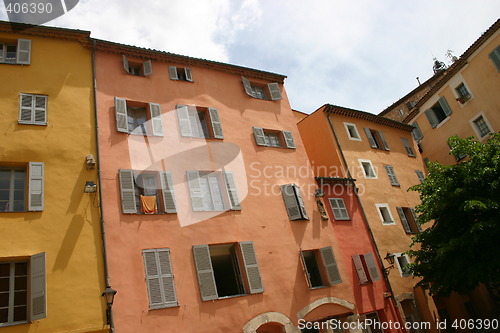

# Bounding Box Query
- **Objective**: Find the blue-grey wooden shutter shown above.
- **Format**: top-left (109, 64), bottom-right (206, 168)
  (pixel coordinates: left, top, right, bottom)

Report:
top-left (241, 77), bottom-right (255, 97)
top-left (17, 39), bottom-right (31, 65)
top-left (378, 131), bottom-right (390, 150)
top-left (149, 103), bottom-right (163, 136)
top-left (223, 171), bottom-right (241, 210)
top-left (416, 170), bottom-right (425, 184)
top-left (329, 198), bottom-right (349, 220)
top-left (438, 96), bottom-right (452, 116)
top-left (168, 66), bottom-right (179, 80)
top-left (119, 169), bottom-right (137, 214)
top-left (363, 128), bottom-right (377, 148)
top-left (186, 171), bottom-right (205, 211)
top-left (282, 130), bottom-right (296, 149)
top-left (319, 246), bottom-right (342, 285)
top-left (159, 171), bottom-right (176, 213)
top-left (411, 121), bottom-right (423, 141)
top-left (30, 252), bottom-right (46, 320)
top-left (115, 97), bottom-right (129, 133)
top-left (122, 55), bottom-right (130, 74)
top-left (184, 67), bottom-right (193, 82)
top-left (253, 127), bottom-right (267, 146)
top-left (143, 249), bottom-right (178, 309)
top-left (410, 208), bottom-right (422, 232)
top-left (143, 60), bottom-right (152, 76)
top-left (208, 108), bottom-right (223, 139)
top-left (267, 82), bottom-right (282, 100)
top-left (281, 184), bottom-right (301, 220)
top-left (293, 185), bottom-right (308, 220)
top-left (239, 241), bottom-right (263, 293)
top-left (192, 245), bottom-right (218, 301)
top-left (363, 253), bottom-right (380, 282)
top-left (489, 46), bottom-right (500, 72)
top-left (401, 137), bottom-right (415, 156)
top-left (396, 207), bottom-right (412, 233)
top-left (28, 162), bottom-right (44, 211)
top-left (176, 105), bottom-right (193, 137)
top-left (425, 109), bottom-right (438, 128)
top-left (383, 165), bottom-right (400, 186)
top-left (352, 254), bottom-right (368, 284)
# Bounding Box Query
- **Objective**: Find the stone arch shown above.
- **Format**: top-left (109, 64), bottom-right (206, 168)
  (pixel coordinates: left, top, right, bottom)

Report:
top-left (297, 297), bottom-right (356, 320)
top-left (243, 312), bottom-right (298, 333)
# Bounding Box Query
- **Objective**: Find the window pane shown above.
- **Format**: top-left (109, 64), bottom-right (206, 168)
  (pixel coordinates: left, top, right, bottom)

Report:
top-left (14, 276), bottom-right (27, 290)
top-left (13, 201), bottom-right (25, 212)
top-left (13, 305), bottom-right (27, 322)
top-left (0, 190), bottom-right (8, 200)
top-left (0, 264), bottom-right (9, 277)
top-left (0, 277), bottom-right (9, 291)
top-left (14, 291), bottom-right (26, 306)
top-left (0, 308), bottom-right (8, 324)
top-left (0, 292), bottom-right (9, 307)
top-left (14, 263), bottom-right (27, 276)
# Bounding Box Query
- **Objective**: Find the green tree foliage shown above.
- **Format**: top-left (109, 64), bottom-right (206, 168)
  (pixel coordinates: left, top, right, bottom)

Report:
top-left (407, 134), bottom-right (500, 297)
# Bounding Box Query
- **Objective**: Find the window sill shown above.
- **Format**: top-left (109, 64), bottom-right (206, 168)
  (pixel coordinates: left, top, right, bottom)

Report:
top-left (434, 116), bottom-right (451, 129)
top-left (348, 137), bottom-right (362, 141)
top-left (149, 303), bottom-right (179, 310)
top-left (18, 121), bottom-right (47, 126)
top-left (382, 221), bottom-right (396, 226)
top-left (212, 293), bottom-right (249, 301)
top-left (0, 320), bottom-right (29, 328)
top-left (333, 218), bottom-right (351, 221)
top-left (309, 285), bottom-right (330, 290)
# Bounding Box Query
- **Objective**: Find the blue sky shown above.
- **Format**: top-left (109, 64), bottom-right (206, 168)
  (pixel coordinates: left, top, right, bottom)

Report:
top-left (2, 0), bottom-right (499, 114)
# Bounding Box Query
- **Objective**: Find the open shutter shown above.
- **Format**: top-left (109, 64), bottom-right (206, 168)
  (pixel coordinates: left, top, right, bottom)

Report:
top-left (281, 184), bottom-right (301, 220)
top-left (30, 252), bottom-right (46, 321)
top-left (282, 130), bottom-right (296, 149)
top-left (122, 55), bottom-right (130, 74)
top-left (267, 82), bottom-right (282, 100)
top-left (411, 121), bottom-right (423, 141)
top-left (363, 128), bottom-right (377, 148)
top-left (319, 246), bottom-right (342, 285)
top-left (293, 185), bottom-right (308, 220)
top-left (192, 245), bottom-right (218, 301)
top-left (159, 171), bottom-right (176, 213)
top-left (239, 241), bottom-right (263, 293)
top-left (17, 39), bottom-right (31, 65)
top-left (416, 170), bottom-right (425, 184)
top-left (149, 103), bottom-right (163, 136)
top-left (176, 105), bottom-right (193, 137)
top-left (377, 131), bottom-right (390, 150)
top-left (34, 96), bottom-right (47, 125)
top-left (115, 97), bottom-right (129, 133)
top-left (438, 96), bottom-right (452, 116)
top-left (241, 77), bottom-right (255, 97)
top-left (299, 250), bottom-right (313, 288)
top-left (19, 94), bottom-right (33, 124)
top-left (410, 208), bottom-right (422, 232)
top-left (168, 66), bottom-right (179, 80)
top-left (352, 254), bottom-right (368, 284)
top-left (143, 60), bottom-right (152, 76)
top-left (490, 46), bottom-right (500, 71)
top-left (396, 207), bottom-right (412, 233)
top-left (208, 108), bottom-right (223, 139)
top-left (28, 162), bottom-right (44, 211)
top-left (119, 169), bottom-right (137, 213)
top-left (223, 171), bottom-right (241, 210)
top-left (252, 127), bottom-right (267, 146)
top-left (401, 137), bottom-right (415, 156)
top-left (425, 109), bottom-right (438, 128)
top-left (363, 253), bottom-right (380, 282)
top-left (184, 67), bottom-right (193, 82)
top-left (186, 170), bottom-right (205, 211)
top-left (383, 165), bottom-right (399, 186)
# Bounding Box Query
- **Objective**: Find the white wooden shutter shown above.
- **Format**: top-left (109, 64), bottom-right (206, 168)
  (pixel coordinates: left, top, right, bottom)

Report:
top-left (281, 184), bottom-right (301, 220)
top-left (293, 185), bottom-right (308, 220)
top-left (168, 66), bottom-right (179, 80)
top-left (425, 109), bottom-right (439, 128)
top-left (363, 253), bottom-right (380, 282)
top-left (352, 254), bottom-right (368, 284)
top-left (122, 55), bottom-right (130, 74)
top-left (143, 249), bottom-right (178, 309)
top-left (438, 96), bottom-right (452, 116)
top-left (282, 130), bottom-right (296, 149)
top-left (223, 171), bottom-right (241, 210)
top-left (143, 60), bottom-right (152, 76)
top-left (363, 128), bottom-right (377, 148)
top-left (115, 97), bottom-right (129, 133)
top-left (239, 241), bottom-right (263, 293)
top-left (19, 94), bottom-right (33, 124)
top-left (159, 171), bottom-right (176, 213)
top-left (186, 170), bottom-right (205, 211)
top-left (34, 96), bottom-right (47, 124)
top-left (28, 162), bottom-right (44, 211)
top-left (148, 103), bottom-right (163, 136)
top-left (267, 82), bottom-right (282, 100)
top-left (17, 39), bottom-right (31, 65)
top-left (383, 165), bottom-right (399, 186)
top-left (299, 249), bottom-right (312, 288)
top-left (30, 252), bottom-right (46, 320)
top-left (378, 131), bottom-right (390, 150)
top-left (252, 127), bottom-right (267, 146)
top-left (192, 245), bottom-right (218, 301)
top-left (401, 137), bottom-right (415, 156)
top-left (241, 77), bottom-right (255, 97)
top-left (176, 105), bottom-right (193, 137)
top-left (410, 208), bottom-right (422, 232)
top-left (319, 246), bottom-right (342, 285)
top-left (208, 108), bottom-right (223, 139)
top-left (184, 67), bottom-right (193, 82)
top-left (119, 169), bottom-right (137, 213)
top-left (396, 207), bottom-right (412, 233)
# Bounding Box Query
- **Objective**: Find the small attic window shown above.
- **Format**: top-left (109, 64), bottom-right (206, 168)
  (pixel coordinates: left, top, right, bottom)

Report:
top-left (122, 55), bottom-right (152, 77)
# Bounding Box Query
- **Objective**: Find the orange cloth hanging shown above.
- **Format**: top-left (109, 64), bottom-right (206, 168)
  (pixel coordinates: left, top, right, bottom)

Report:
top-left (140, 195), bottom-right (158, 214)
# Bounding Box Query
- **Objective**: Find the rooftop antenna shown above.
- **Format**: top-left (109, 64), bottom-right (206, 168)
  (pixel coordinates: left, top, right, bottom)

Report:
top-left (416, 77), bottom-right (421, 85)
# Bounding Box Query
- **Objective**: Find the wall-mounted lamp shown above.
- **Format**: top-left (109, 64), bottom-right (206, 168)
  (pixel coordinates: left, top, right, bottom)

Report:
top-left (314, 189), bottom-right (325, 197)
top-left (102, 286), bottom-right (117, 327)
top-left (383, 252), bottom-right (395, 275)
top-left (86, 154), bottom-right (96, 170)
top-left (84, 181), bottom-right (97, 193)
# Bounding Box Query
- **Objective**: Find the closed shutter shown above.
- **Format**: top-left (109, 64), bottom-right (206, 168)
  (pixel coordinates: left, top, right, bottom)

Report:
top-left (425, 109), bottom-right (439, 128)
top-left (30, 252), bottom-right (46, 320)
top-left (241, 77), bottom-right (255, 97)
top-left (122, 55), bottom-right (130, 74)
top-left (159, 171), bottom-right (176, 213)
top-left (176, 105), bottom-right (193, 137)
top-left (267, 82), bottom-right (282, 100)
top-left (143, 249), bottom-right (178, 309)
top-left (184, 67), bottom-right (193, 82)
top-left (19, 94), bottom-right (33, 124)
top-left (252, 127), bottom-right (267, 146)
top-left (281, 184), bottom-right (301, 220)
top-left (438, 96), bottom-right (452, 116)
top-left (149, 103), bottom-right (163, 136)
top-left (378, 131), bottom-right (390, 150)
top-left (223, 171), bottom-right (241, 210)
top-left (396, 207), bottom-right (412, 233)
top-left (363, 128), bottom-right (377, 148)
top-left (293, 185), bottom-right (308, 220)
top-left (299, 250), bottom-right (312, 288)
top-left (282, 130), bottom-right (296, 149)
top-left (383, 165), bottom-right (399, 186)
top-left (119, 169), bottom-right (137, 214)
top-left (186, 170), bottom-right (205, 211)
top-left (410, 208), bottom-right (422, 232)
top-left (16, 39), bottom-right (31, 65)
top-left (143, 60), bottom-right (153, 76)
top-left (208, 108), bottom-right (223, 139)
top-left (28, 162), bottom-right (44, 211)
top-left (34, 96), bottom-right (47, 125)
top-left (416, 170), bottom-right (425, 184)
top-left (411, 121), bottom-right (423, 141)
top-left (115, 97), bottom-right (129, 133)
top-left (157, 249), bottom-right (177, 307)
top-left (192, 245), bottom-right (218, 301)
top-left (239, 241), bottom-right (263, 293)
top-left (363, 253), bottom-right (380, 282)
top-left (352, 254), bottom-right (368, 284)
top-left (401, 137), bottom-right (415, 156)
top-left (168, 66), bottom-right (179, 80)
top-left (490, 46), bottom-right (500, 72)
top-left (319, 246), bottom-right (342, 285)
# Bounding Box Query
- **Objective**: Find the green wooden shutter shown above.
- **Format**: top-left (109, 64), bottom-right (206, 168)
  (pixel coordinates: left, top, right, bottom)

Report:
top-left (319, 246), bottom-right (342, 285)
top-left (239, 241), bottom-right (263, 293)
top-left (159, 171), bottom-right (176, 213)
top-left (438, 96), bottom-right (452, 116)
top-left (192, 245), bottom-right (218, 301)
top-left (378, 131), bottom-right (390, 150)
top-left (282, 130), bottom-right (296, 149)
top-left (122, 55), bottom-right (130, 74)
top-left (223, 171), bottom-right (241, 210)
top-left (396, 207), bottom-right (412, 233)
top-left (281, 184), bottom-right (301, 220)
top-left (176, 105), bottom-right (193, 137)
top-left (425, 109), bottom-right (438, 128)
top-left (252, 127), bottom-right (267, 146)
top-left (363, 253), bottom-right (380, 282)
top-left (293, 185), bottom-right (308, 220)
top-left (168, 66), bottom-right (179, 80)
top-left (19, 94), bottom-right (33, 124)
top-left (267, 82), bottom-right (282, 100)
top-left (208, 108), bottom-right (224, 139)
top-left (143, 60), bottom-right (152, 76)
top-left (383, 165), bottom-right (399, 186)
top-left (28, 162), bottom-right (44, 211)
top-left (16, 39), bottom-right (31, 65)
top-left (115, 97), bottom-right (129, 133)
top-left (241, 77), bottom-right (255, 97)
top-left (30, 252), bottom-right (46, 320)
top-left (352, 254), bottom-right (368, 284)
top-left (119, 169), bottom-right (137, 214)
top-left (363, 128), bottom-right (377, 148)
top-left (184, 67), bottom-right (193, 82)
top-left (149, 103), bottom-right (163, 136)
top-left (401, 137), bottom-right (415, 156)
top-left (186, 170), bottom-right (205, 211)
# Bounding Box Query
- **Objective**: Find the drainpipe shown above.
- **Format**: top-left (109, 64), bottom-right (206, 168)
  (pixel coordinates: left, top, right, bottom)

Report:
top-left (92, 40), bottom-right (115, 333)
top-left (326, 110), bottom-right (406, 331)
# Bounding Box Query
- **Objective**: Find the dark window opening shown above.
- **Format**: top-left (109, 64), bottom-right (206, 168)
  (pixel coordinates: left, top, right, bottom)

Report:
top-left (0, 168), bottom-right (26, 212)
top-left (127, 106), bottom-right (148, 135)
top-left (302, 250), bottom-right (325, 288)
top-left (133, 172), bottom-right (161, 214)
top-left (210, 244), bottom-right (245, 297)
top-left (0, 261), bottom-right (28, 325)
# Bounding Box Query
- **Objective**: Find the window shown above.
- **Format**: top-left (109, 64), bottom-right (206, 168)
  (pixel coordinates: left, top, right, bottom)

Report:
top-left (0, 39), bottom-right (30, 65)
top-left (176, 105), bottom-right (223, 139)
top-left (411, 121), bottom-right (423, 142)
top-left (405, 100), bottom-right (416, 111)
top-left (376, 204), bottom-right (394, 225)
top-left (142, 248), bottom-right (178, 309)
top-left (455, 83), bottom-right (471, 104)
top-left (395, 253), bottom-right (411, 277)
top-left (424, 96), bottom-right (452, 128)
top-left (364, 312), bottom-right (384, 333)
top-left (241, 76), bottom-right (282, 101)
top-left (396, 207), bottom-right (421, 234)
top-left (118, 169), bottom-right (177, 214)
top-left (489, 45), bottom-right (500, 72)
top-left (0, 253), bottom-right (46, 326)
top-left (383, 165), bottom-right (400, 186)
top-left (192, 241), bottom-right (263, 301)
top-left (401, 137), bottom-right (415, 157)
top-left (114, 97), bottom-right (163, 136)
top-left (415, 170), bottom-right (425, 184)
top-left (300, 247), bottom-right (342, 288)
top-left (470, 112), bottom-right (493, 140)
top-left (343, 122), bottom-right (361, 141)
top-left (398, 109), bottom-right (404, 116)
top-left (0, 162), bottom-right (43, 212)
top-left (363, 128), bottom-right (389, 150)
top-left (358, 159), bottom-right (377, 179)
top-left (18, 94), bottom-right (47, 125)
top-left (186, 170), bottom-right (241, 212)
top-left (448, 139), bottom-right (467, 162)
top-left (168, 66), bottom-right (193, 82)
top-left (122, 55), bottom-right (152, 77)
top-left (252, 127), bottom-right (296, 148)
top-left (352, 253), bottom-right (380, 284)
top-left (328, 198), bottom-right (350, 220)
top-left (281, 184), bottom-right (308, 220)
